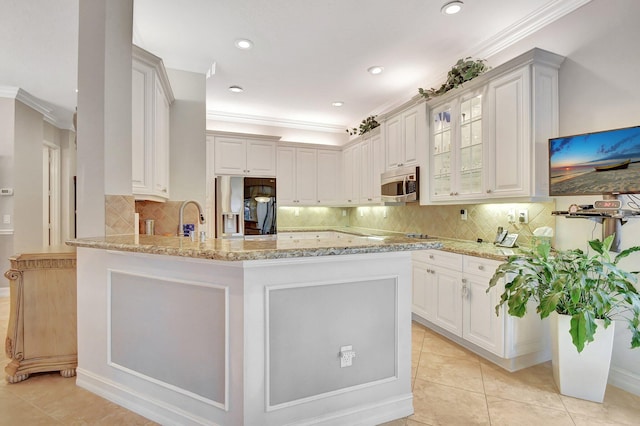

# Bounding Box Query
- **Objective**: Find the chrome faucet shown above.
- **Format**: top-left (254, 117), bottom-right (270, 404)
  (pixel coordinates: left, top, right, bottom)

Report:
top-left (178, 200), bottom-right (206, 237)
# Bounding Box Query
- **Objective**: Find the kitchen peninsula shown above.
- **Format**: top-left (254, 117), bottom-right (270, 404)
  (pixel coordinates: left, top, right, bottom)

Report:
top-left (67, 232), bottom-right (440, 425)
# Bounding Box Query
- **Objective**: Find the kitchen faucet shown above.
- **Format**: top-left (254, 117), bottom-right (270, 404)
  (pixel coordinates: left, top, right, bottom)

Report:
top-left (178, 200), bottom-right (206, 237)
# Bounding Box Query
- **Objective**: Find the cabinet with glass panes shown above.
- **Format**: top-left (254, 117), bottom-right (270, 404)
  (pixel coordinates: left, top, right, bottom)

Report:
top-left (429, 89), bottom-right (486, 202)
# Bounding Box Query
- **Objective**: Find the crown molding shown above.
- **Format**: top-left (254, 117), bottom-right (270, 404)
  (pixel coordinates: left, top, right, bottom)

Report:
top-left (206, 110), bottom-right (346, 134)
top-left (470, 0), bottom-right (592, 59)
top-left (0, 86), bottom-right (74, 130)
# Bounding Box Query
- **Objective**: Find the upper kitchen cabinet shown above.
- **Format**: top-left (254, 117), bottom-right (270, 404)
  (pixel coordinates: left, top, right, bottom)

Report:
top-left (277, 145), bottom-right (342, 206)
top-left (384, 102), bottom-right (427, 170)
top-left (213, 133), bottom-right (278, 176)
top-left (430, 88), bottom-right (487, 202)
top-left (132, 45), bottom-right (174, 202)
top-left (342, 128), bottom-right (384, 205)
top-left (426, 48), bottom-right (564, 203)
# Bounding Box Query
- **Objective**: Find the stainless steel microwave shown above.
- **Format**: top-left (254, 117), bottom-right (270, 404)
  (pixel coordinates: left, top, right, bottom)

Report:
top-left (381, 165), bottom-right (419, 203)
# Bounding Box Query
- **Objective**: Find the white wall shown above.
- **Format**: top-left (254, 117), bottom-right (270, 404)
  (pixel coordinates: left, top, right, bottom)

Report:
top-left (0, 98), bottom-right (15, 276)
top-left (487, 0), bottom-right (640, 395)
top-left (13, 100), bottom-right (45, 252)
top-left (167, 68), bottom-right (206, 204)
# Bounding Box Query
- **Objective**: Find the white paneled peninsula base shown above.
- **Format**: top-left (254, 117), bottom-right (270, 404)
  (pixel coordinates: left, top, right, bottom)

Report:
top-left (69, 234), bottom-right (438, 425)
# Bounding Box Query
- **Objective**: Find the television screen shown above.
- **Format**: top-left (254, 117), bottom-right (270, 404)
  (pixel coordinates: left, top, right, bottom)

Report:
top-left (549, 125), bottom-right (640, 196)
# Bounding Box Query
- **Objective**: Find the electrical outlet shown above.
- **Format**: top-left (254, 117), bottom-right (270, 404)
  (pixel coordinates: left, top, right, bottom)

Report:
top-left (2, 214), bottom-right (9, 224)
top-left (342, 209), bottom-right (346, 217)
top-left (507, 209), bottom-right (516, 223)
top-left (294, 208), bottom-right (299, 217)
top-left (518, 209), bottom-right (529, 224)
top-left (339, 345), bottom-right (356, 368)
top-left (460, 209), bottom-right (467, 221)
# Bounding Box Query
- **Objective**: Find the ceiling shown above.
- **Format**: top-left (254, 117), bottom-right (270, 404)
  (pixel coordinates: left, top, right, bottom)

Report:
top-left (0, 0), bottom-right (591, 133)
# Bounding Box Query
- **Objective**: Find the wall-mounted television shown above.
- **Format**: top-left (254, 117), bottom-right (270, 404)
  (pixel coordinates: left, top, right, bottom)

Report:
top-left (549, 125), bottom-right (640, 196)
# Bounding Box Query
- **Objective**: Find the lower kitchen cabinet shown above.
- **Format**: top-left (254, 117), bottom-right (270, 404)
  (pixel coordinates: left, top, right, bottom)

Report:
top-left (412, 250), bottom-right (550, 371)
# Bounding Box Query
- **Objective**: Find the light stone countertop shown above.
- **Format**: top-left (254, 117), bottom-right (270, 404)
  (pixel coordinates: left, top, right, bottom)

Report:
top-left (66, 228), bottom-right (527, 262)
top-left (66, 233), bottom-right (443, 261)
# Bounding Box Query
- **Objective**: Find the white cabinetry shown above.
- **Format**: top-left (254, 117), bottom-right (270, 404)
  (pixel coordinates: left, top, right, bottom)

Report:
top-left (430, 90), bottom-right (486, 202)
top-left (385, 103), bottom-right (426, 170)
top-left (412, 250), bottom-right (549, 370)
top-left (277, 146), bottom-right (341, 205)
top-left (214, 135), bottom-right (277, 176)
top-left (132, 45), bottom-right (174, 202)
top-left (427, 48), bottom-right (563, 203)
top-left (342, 128), bottom-right (384, 205)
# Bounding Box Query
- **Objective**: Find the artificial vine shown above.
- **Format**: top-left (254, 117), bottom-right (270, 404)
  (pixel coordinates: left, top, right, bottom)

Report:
top-left (346, 115), bottom-right (380, 136)
top-left (418, 57), bottom-right (489, 100)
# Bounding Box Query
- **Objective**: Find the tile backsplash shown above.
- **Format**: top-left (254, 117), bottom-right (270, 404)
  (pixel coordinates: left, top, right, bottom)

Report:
top-left (135, 200), bottom-right (200, 236)
top-left (105, 195), bottom-right (135, 235)
top-left (278, 201), bottom-right (556, 246)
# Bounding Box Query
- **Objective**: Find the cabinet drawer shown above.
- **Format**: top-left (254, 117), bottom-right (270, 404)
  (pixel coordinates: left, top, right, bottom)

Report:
top-left (463, 256), bottom-right (501, 279)
top-left (412, 250), bottom-right (462, 270)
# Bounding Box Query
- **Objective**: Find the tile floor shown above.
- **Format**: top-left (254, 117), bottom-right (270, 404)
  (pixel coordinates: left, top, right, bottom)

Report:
top-left (0, 295), bottom-right (639, 425)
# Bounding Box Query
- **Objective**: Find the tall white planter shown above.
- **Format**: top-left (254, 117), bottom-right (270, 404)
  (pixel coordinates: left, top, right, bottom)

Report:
top-left (550, 311), bottom-right (615, 403)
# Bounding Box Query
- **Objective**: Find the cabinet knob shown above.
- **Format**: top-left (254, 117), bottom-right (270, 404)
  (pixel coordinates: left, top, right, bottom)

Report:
top-left (428, 254), bottom-right (434, 259)
top-left (449, 192), bottom-right (454, 196)
top-left (462, 278), bottom-right (467, 283)
top-left (486, 189), bottom-right (492, 193)
top-left (478, 265), bottom-right (485, 271)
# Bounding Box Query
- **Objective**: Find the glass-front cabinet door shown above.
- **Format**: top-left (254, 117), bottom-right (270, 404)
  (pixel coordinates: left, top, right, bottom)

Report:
top-left (431, 104), bottom-right (453, 200)
top-left (458, 93), bottom-right (483, 197)
top-left (429, 90), bottom-right (485, 202)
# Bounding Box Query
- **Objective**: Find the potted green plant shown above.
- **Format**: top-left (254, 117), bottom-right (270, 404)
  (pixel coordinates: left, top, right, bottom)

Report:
top-left (418, 57), bottom-right (489, 100)
top-left (488, 234), bottom-right (640, 402)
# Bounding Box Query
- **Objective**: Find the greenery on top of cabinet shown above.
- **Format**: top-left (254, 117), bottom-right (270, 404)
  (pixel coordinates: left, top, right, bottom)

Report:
top-left (418, 58), bottom-right (489, 100)
top-left (346, 115), bottom-right (380, 136)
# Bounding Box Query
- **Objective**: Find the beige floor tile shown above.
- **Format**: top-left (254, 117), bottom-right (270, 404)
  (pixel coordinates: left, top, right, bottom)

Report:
top-left (480, 360), bottom-right (566, 411)
top-left (560, 384), bottom-right (640, 425)
top-left (416, 352), bottom-right (484, 393)
top-left (411, 378), bottom-right (489, 426)
top-left (421, 330), bottom-right (479, 360)
top-left (486, 395), bottom-right (575, 426)
top-left (0, 390), bottom-right (62, 424)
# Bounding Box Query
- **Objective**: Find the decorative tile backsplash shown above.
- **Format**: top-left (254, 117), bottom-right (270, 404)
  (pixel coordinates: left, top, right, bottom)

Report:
top-left (105, 195), bottom-right (135, 235)
top-left (278, 201), bottom-right (556, 246)
top-left (135, 200), bottom-right (199, 236)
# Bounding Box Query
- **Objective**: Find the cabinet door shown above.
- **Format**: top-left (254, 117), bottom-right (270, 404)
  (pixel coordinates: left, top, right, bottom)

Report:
top-left (246, 140), bottom-right (276, 176)
top-left (430, 103), bottom-right (454, 201)
top-left (402, 106), bottom-right (419, 166)
top-left (214, 137), bottom-right (247, 175)
top-left (342, 146), bottom-right (356, 204)
top-left (295, 148), bottom-right (318, 205)
top-left (433, 265), bottom-right (463, 337)
top-left (154, 77), bottom-right (170, 196)
top-left (457, 93), bottom-right (484, 199)
top-left (486, 67), bottom-right (530, 197)
top-left (359, 139), bottom-right (372, 202)
top-left (370, 132), bottom-right (384, 202)
top-left (276, 147), bottom-right (296, 204)
top-left (462, 273), bottom-right (504, 356)
top-left (131, 66), bottom-right (150, 192)
top-left (316, 149), bottom-right (341, 204)
top-left (412, 262), bottom-right (436, 321)
top-left (385, 115), bottom-right (402, 170)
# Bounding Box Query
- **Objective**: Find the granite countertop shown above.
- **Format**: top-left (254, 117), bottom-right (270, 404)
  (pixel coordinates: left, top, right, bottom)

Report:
top-left (66, 233), bottom-right (443, 261)
top-left (67, 227), bottom-right (528, 262)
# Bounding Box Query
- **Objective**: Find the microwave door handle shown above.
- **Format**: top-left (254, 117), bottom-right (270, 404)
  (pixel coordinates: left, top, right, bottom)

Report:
top-left (403, 175), bottom-right (408, 196)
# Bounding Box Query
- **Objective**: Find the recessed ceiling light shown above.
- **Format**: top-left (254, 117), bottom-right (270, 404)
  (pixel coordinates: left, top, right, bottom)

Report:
top-left (441, 1), bottom-right (463, 15)
top-left (228, 85), bottom-right (244, 93)
top-left (234, 39), bottom-right (253, 49)
top-left (367, 66), bottom-right (384, 75)
top-left (332, 101), bottom-right (344, 107)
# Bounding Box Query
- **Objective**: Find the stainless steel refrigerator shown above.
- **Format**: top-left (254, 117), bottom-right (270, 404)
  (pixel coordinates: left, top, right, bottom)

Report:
top-left (215, 176), bottom-right (277, 238)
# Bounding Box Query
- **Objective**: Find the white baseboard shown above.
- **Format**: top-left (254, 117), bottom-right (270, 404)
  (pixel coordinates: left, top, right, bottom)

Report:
top-left (76, 369), bottom-right (217, 426)
top-left (0, 288), bottom-right (9, 297)
top-left (608, 366), bottom-right (640, 397)
top-left (76, 368), bottom-right (412, 426)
